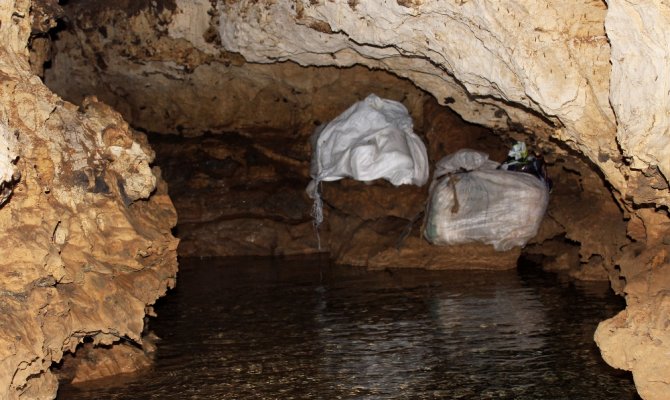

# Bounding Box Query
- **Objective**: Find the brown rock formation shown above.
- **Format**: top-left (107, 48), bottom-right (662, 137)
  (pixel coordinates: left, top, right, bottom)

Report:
top-left (0, 2), bottom-right (178, 398)
top-left (595, 208), bottom-right (670, 399)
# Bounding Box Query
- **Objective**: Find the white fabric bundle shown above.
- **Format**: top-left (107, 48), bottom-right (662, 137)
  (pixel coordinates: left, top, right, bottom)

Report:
top-left (424, 149), bottom-right (549, 251)
top-left (307, 94), bottom-right (429, 227)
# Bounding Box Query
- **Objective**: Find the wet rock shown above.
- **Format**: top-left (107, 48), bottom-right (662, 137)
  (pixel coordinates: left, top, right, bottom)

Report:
top-left (321, 180), bottom-right (427, 222)
top-left (524, 154), bottom-right (629, 284)
top-left (329, 213), bottom-right (520, 270)
top-left (151, 133), bottom-right (317, 257)
top-left (55, 340), bottom-right (153, 384)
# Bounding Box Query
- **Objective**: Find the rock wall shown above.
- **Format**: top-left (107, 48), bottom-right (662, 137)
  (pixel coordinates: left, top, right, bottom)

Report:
top-left (218, 0), bottom-right (620, 183)
top-left (214, 2), bottom-right (670, 398)
top-left (14, 0), bottom-right (670, 399)
top-left (0, 118), bottom-right (20, 206)
top-left (42, 0), bottom-right (628, 275)
top-left (606, 0), bottom-right (670, 186)
top-left (0, 1), bottom-right (178, 399)
top-left (150, 98), bottom-right (524, 270)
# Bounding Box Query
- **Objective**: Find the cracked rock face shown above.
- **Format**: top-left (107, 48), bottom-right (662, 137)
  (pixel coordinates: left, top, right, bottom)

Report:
top-left (6, 0), bottom-right (670, 399)
top-left (0, 1), bottom-right (178, 398)
top-left (606, 0), bottom-right (670, 182)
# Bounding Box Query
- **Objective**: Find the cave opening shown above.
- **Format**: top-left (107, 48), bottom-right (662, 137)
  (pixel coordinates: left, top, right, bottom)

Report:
top-left (29, 0), bottom-right (641, 398)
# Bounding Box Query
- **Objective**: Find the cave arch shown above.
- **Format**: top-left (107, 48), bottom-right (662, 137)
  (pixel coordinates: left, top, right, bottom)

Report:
top-left (0, 0), bottom-right (668, 398)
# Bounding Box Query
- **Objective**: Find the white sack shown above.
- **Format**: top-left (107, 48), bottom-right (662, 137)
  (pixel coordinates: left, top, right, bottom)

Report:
top-left (307, 94), bottom-right (428, 190)
top-left (424, 149), bottom-right (549, 251)
top-left (307, 93), bottom-right (429, 227)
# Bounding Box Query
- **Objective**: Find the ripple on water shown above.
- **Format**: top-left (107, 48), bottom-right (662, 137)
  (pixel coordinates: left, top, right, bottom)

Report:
top-left (58, 256), bottom-right (641, 400)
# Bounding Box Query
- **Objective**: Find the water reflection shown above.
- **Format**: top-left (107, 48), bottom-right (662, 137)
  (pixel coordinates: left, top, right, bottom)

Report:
top-left (58, 256), bottom-right (640, 400)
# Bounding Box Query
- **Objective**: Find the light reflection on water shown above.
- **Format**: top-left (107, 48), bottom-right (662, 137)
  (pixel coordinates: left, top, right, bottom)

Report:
top-left (58, 256), bottom-right (640, 400)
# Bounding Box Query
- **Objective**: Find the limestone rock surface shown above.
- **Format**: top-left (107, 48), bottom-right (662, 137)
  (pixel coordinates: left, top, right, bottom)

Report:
top-left (0, 121), bottom-right (20, 205)
top-left (218, 0), bottom-right (623, 187)
top-left (595, 210), bottom-right (670, 400)
top-left (606, 0), bottom-right (670, 183)
top-left (152, 98), bottom-right (570, 272)
top-left (0, 2), bottom-right (178, 399)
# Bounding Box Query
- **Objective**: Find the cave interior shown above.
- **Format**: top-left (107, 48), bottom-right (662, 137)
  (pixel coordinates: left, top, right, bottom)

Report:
top-left (37, 0), bottom-right (629, 279)
top-left (21, 0), bottom-right (645, 395)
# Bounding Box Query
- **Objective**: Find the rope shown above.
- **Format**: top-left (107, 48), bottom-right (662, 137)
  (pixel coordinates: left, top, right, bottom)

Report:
top-left (310, 180), bottom-right (323, 250)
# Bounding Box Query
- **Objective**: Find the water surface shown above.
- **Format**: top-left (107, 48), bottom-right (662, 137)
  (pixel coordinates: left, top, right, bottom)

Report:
top-left (58, 256), bottom-right (640, 399)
